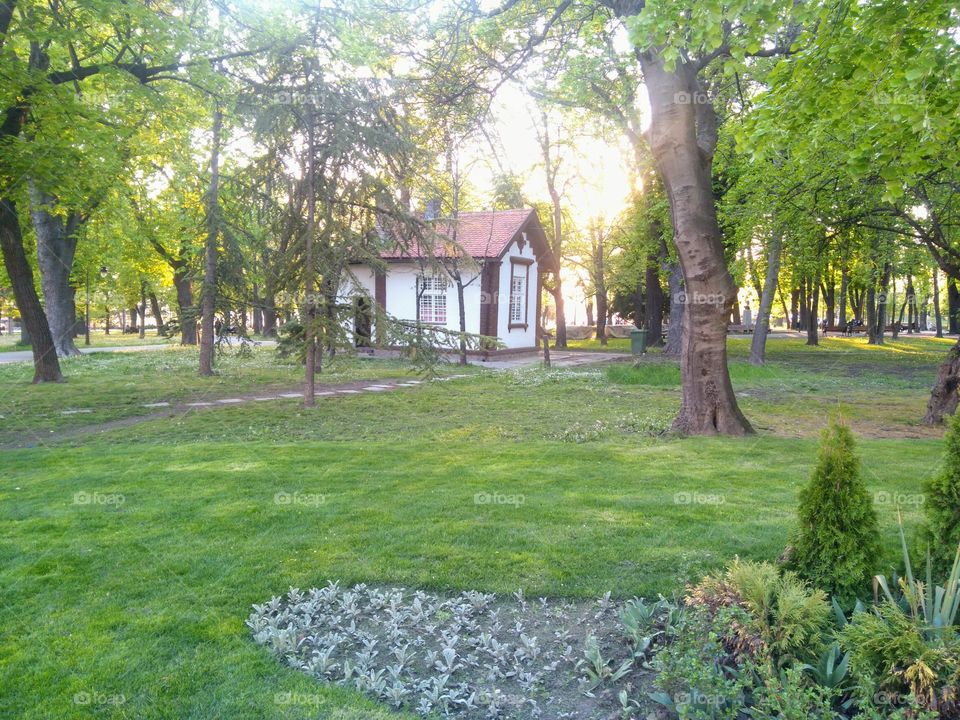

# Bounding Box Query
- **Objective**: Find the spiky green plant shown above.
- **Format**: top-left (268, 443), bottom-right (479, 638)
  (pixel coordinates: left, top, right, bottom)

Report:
top-left (922, 411), bottom-right (960, 574)
top-left (874, 510), bottom-right (960, 642)
top-left (790, 420), bottom-right (881, 607)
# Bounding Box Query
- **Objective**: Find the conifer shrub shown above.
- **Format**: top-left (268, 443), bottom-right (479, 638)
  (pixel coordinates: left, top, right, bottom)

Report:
top-left (923, 411), bottom-right (960, 573)
top-left (789, 420), bottom-right (881, 607)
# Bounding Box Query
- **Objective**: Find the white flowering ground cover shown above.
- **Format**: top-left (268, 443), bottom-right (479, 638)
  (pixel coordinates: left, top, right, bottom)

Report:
top-left (249, 583), bottom-right (670, 719)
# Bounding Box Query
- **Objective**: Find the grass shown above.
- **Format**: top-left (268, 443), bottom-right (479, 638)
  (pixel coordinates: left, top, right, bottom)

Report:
top-left (0, 329), bottom-right (179, 351)
top-left (0, 347), bottom-right (458, 445)
top-left (0, 334), bottom-right (953, 718)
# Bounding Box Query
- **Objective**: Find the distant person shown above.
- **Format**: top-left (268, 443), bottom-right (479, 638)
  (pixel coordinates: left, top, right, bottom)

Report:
top-left (742, 302), bottom-right (753, 330)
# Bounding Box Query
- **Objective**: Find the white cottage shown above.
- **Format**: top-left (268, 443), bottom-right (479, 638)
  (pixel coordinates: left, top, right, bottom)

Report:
top-left (349, 208), bottom-right (553, 352)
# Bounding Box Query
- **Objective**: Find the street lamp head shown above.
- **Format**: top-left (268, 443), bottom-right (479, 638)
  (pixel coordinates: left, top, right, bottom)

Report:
top-left (99, 265), bottom-right (108, 278)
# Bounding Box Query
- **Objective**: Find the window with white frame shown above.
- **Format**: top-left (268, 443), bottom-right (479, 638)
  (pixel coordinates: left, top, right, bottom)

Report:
top-left (509, 263), bottom-right (527, 326)
top-left (418, 273), bottom-right (447, 324)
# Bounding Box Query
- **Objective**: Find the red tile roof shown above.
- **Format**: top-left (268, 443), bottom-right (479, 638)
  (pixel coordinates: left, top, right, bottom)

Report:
top-left (380, 208), bottom-right (536, 260)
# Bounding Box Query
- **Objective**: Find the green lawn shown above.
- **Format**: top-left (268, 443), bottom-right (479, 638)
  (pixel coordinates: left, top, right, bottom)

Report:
top-left (0, 329), bottom-right (179, 351)
top-left (0, 335), bottom-right (952, 718)
top-left (0, 347), bottom-right (460, 445)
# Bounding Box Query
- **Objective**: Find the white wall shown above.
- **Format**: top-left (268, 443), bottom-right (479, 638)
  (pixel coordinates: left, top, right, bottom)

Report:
top-left (347, 248), bottom-right (538, 350)
top-left (496, 237), bottom-right (538, 349)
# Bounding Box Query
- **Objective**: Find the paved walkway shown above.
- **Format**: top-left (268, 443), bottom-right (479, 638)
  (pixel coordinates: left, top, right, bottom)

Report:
top-left (475, 351), bottom-right (629, 370)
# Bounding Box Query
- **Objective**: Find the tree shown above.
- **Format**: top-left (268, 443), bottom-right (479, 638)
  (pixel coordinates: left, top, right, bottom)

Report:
top-left (923, 412), bottom-right (960, 574)
top-left (790, 420), bottom-right (881, 607)
top-left (198, 104), bottom-right (223, 377)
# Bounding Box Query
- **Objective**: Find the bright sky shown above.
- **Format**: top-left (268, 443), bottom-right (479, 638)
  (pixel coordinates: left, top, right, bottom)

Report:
top-left (465, 82), bottom-right (639, 228)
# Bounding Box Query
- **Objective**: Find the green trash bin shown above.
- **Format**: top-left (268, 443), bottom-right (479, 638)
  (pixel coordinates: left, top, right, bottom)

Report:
top-left (630, 327), bottom-right (648, 356)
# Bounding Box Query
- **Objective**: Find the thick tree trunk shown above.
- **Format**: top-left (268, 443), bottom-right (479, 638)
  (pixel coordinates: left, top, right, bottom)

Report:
top-left (749, 225), bottom-right (783, 365)
top-left (924, 337), bottom-right (960, 424)
top-left (585, 299), bottom-right (594, 328)
top-left (27, 185), bottom-right (82, 357)
top-left (664, 261), bottom-right (684, 358)
top-left (0, 198), bottom-right (62, 382)
top-left (639, 51), bottom-right (751, 435)
top-left (198, 106), bottom-right (222, 376)
top-left (934, 270), bottom-right (943, 338)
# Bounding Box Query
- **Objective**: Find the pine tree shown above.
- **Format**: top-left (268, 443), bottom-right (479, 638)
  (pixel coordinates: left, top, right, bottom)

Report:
top-left (922, 412), bottom-right (960, 572)
top-left (790, 420), bottom-right (881, 606)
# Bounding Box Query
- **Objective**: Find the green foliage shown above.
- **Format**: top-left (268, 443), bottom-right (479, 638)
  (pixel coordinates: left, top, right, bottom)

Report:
top-left (691, 559), bottom-right (831, 669)
top-left (789, 420), bottom-right (881, 607)
top-left (747, 666), bottom-right (840, 720)
top-left (922, 411), bottom-right (960, 574)
top-left (649, 606), bottom-right (752, 720)
top-left (874, 512), bottom-right (960, 644)
top-left (838, 602), bottom-right (960, 717)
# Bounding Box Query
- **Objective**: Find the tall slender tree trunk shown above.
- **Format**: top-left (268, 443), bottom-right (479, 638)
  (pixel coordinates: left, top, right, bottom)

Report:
top-left (252, 283), bottom-right (263, 334)
top-left (644, 258), bottom-right (664, 348)
top-left (806, 273), bottom-right (820, 346)
top-left (949, 280), bottom-right (959, 334)
top-left (638, 50), bottom-right (751, 434)
top-left (199, 105), bottom-right (222, 376)
top-left (934, 269), bottom-right (943, 338)
top-left (456, 276), bottom-right (468, 365)
top-left (172, 267), bottom-right (196, 345)
top-left (0, 199), bottom-right (62, 381)
top-left (148, 291), bottom-right (164, 335)
top-left (664, 261), bottom-right (684, 358)
top-left (27, 185), bottom-right (82, 357)
top-left (750, 225), bottom-right (783, 365)
top-left (138, 281), bottom-right (146, 339)
top-left (302, 105), bottom-right (317, 405)
top-left (838, 264), bottom-right (849, 327)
